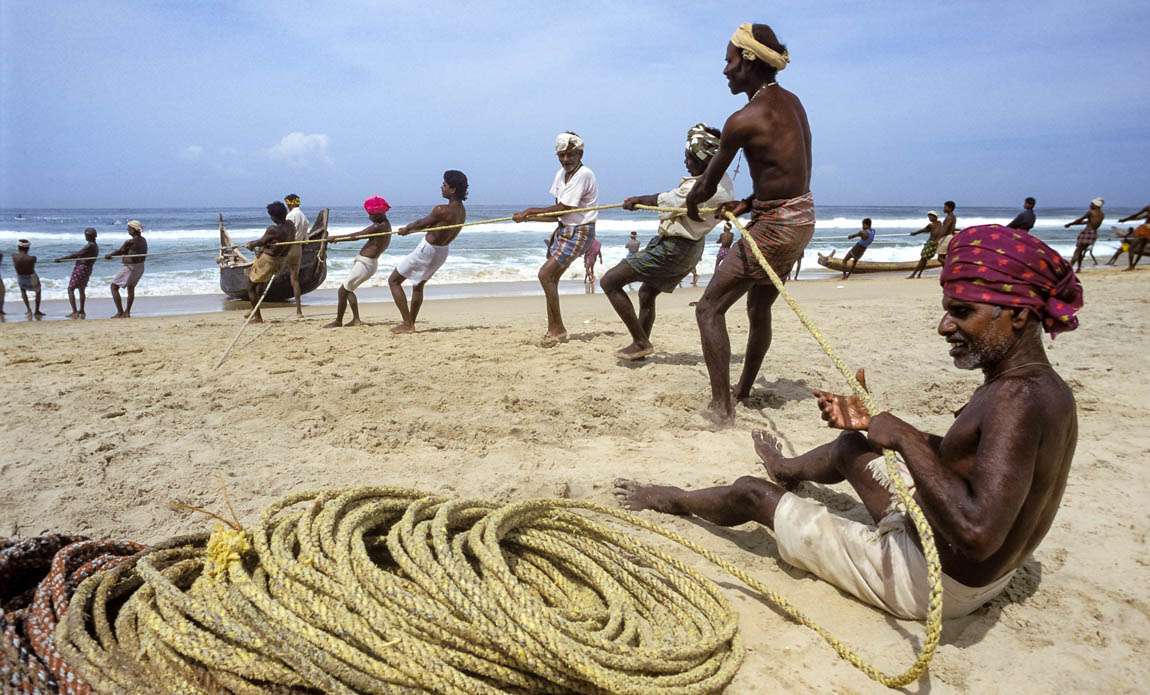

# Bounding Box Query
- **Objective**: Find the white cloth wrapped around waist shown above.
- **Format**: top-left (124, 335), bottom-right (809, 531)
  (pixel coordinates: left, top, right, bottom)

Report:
top-left (395, 239), bottom-right (450, 284)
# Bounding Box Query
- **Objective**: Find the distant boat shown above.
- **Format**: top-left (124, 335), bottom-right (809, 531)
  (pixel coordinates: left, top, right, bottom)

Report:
top-left (816, 249), bottom-right (942, 274)
top-left (216, 209), bottom-right (329, 300)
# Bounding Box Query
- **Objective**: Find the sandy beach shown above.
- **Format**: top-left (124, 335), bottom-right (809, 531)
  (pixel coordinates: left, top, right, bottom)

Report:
top-left (2, 268), bottom-right (1148, 692)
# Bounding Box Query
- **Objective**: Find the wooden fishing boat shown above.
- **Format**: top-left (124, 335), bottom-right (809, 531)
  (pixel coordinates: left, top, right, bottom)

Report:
top-left (217, 209), bottom-right (329, 301)
top-left (816, 249), bottom-right (942, 274)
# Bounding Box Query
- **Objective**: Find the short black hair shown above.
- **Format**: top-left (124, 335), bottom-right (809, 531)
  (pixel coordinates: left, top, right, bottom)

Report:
top-left (84, 227), bottom-right (97, 237)
top-left (443, 170), bottom-right (469, 201)
top-left (862, 218), bottom-right (872, 226)
top-left (944, 200), bottom-right (956, 210)
top-left (1025, 197), bottom-right (1036, 205)
top-left (267, 201), bottom-right (288, 222)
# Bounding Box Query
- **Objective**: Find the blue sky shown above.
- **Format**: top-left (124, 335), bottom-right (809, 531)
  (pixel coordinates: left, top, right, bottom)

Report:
top-left (1, 1), bottom-right (1147, 208)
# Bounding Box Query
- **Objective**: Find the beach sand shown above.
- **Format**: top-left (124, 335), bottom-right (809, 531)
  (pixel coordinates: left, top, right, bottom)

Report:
top-left (2, 269), bottom-right (1148, 692)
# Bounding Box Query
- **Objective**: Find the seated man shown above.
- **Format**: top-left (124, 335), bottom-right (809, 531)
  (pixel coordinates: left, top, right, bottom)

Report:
top-left (617, 225), bottom-right (1081, 619)
top-left (602, 123), bottom-right (734, 360)
top-left (324, 196), bottom-right (392, 328)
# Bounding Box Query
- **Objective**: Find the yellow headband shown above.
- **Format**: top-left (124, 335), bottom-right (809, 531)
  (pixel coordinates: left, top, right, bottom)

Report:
top-left (730, 23), bottom-right (789, 71)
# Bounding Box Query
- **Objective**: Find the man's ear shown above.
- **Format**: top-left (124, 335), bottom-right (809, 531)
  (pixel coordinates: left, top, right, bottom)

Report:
top-left (1010, 307), bottom-right (1031, 331)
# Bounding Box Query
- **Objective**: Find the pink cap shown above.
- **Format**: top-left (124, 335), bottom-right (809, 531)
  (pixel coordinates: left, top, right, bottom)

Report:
top-left (363, 195), bottom-right (390, 215)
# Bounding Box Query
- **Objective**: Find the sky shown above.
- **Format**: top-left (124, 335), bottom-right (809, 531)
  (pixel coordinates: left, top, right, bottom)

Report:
top-left (1, 0), bottom-right (1148, 209)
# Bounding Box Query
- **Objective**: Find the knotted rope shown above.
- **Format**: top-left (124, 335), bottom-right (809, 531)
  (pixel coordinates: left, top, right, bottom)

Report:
top-left (723, 209), bottom-right (944, 687)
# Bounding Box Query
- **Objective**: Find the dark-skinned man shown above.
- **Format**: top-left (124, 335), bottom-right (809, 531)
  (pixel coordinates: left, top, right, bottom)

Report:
top-left (106, 220), bottom-right (147, 318)
top-left (513, 132), bottom-right (598, 348)
top-left (388, 171), bottom-right (468, 334)
top-left (12, 239), bottom-right (44, 317)
top-left (1065, 197), bottom-right (1104, 272)
top-left (617, 225), bottom-right (1082, 620)
top-left (324, 196), bottom-right (392, 328)
top-left (683, 23), bottom-right (814, 425)
top-left (1115, 204), bottom-right (1150, 270)
top-left (243, 202), bottom-right (294, 324)
top-left (54, 227), bottom-right (99, 318)
top-left (603, 123), bottom-right (734, 360)
top-left (283, 193), bottom-right (310, 318)
top-left (907, 211), bottom-right (943, 279)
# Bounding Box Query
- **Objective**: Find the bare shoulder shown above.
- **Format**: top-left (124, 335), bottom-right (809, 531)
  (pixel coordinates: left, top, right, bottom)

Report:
top-left (983, 369), bottom-right (1076, 425)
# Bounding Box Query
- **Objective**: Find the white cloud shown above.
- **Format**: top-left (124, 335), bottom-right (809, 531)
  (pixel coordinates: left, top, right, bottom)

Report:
top-left (267, 132), bottom-right (333, 167)
top-left (180, 145), bottom-right (204, 160)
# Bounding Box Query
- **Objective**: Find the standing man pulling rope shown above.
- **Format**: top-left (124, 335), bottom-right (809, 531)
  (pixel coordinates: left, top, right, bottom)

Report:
top-left (685, 22), bottom-right (815, 425)
top-left (514, 131), bottom-right (598, 347)
top-left (283, 193), bottom-right (310, 318)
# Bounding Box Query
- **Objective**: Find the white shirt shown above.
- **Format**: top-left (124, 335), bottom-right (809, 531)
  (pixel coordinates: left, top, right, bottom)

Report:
top-left (286, 207), bottom-right (310, 241)
top-left (655, 173), bottom-right (736, 241)
top-left (549, 166), bottom-right (598, 226)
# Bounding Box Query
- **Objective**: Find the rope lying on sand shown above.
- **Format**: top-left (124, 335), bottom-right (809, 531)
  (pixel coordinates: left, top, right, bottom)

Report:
top-left (57, 488), bottom-right (746, 694)
top-left (724, 210), bottom-right (944, 688)
top-left (1, 534), bottom-right (89, 692)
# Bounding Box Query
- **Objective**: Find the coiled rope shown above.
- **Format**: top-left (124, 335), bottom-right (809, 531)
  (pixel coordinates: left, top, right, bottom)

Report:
top-left (723, 209), bottom-right (944, 687)
top-left (58, 488), bottom-right (746, 694)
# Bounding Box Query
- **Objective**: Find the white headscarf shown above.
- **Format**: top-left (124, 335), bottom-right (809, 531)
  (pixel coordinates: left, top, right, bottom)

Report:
top-left (555, 131), bottom-right (584, 153)
top-left (730, 23), bottom-right (790, 71)
top-left (686, 123), bottom-right (720, 161)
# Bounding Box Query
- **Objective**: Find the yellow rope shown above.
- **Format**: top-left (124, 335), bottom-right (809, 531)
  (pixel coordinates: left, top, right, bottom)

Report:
top-left (722, 209), bottom-right (944, 687)
top-left (57, 488), bottom-right (748, 693)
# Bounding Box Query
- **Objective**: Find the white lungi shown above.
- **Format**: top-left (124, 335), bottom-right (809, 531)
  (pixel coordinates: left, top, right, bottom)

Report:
top-left (342, 254), bottom-right (378, 291)
top-left (772, 458), bottom-right (1017, 620)
top-left (395, 239), bottom-right (450, 284)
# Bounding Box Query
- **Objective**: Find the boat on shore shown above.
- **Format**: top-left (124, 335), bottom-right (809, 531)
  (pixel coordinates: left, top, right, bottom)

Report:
top-left (216, 209), bottom-right (329, 300)
top-left (816, 249), bottom-right (941, 274)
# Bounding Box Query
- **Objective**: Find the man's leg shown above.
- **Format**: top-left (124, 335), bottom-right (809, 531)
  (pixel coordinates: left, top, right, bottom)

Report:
top-left (695, 269), bottom-right (754, 425)
top-left (844, 256), bottom-right (858, 280)
top-left (907, 257), bottom-right (927, 279)
top-left (733, 283), bottom-right (780, 401)
top-left (247, 282), bottom-right (264, 323)
top-left (614, 476), bottom-right (785, 529)
top-left (68, 287), bottom-right (78, 316)
top-left (1087, 244), bottom-right (1097, 265)
top-left (289, 265), bottom-right (303, 317)
top-left (537, 258), bottom-right (569, 341)
top-left (1071, 244), bottom-right (1085, 272)
top-left (20, 288), bottom-right (31, 314)
top-left (124, 283), bottom-right (136, 317)
top-left (410, 281), bottom-right (427, 324)
top-left (388, 270), bottom-right (413, 331)
top-left (637, 284), bottom-right (659, 339)
top-left (600, 262), bottom-right (650, 354)
top-left (346, 291), bottom-right (362, 326)
top-left (111, 284), bottom-right (124, 317)
top-left (78, 287), bottom-right (86, 316)
top-left (34, 286), bottom-right (43, 316)
top-left (323, 287), bottom-right (348, 328)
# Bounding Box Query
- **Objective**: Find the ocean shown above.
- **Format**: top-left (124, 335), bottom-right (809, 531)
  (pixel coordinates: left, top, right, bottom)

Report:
top-left (0, 204), bottom-right (1136, 308)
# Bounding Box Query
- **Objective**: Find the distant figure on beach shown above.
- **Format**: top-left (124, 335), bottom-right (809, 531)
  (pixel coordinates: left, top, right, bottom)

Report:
top-left (243, 203), bottom-right (293, 324)
top-left (106, 220), bottom-right (147, 318)
top-left (907, 211), bottom-right (942, 279)
top-left (324, 196), bottom-right (391, 328)
top-left (1007, 197), bottom-right (1037, 232)
top-left (604, 123), bottom-right (734, 360)
top-left (617, 225), bottom-right (1082, 620)
top-left (841, 218), bottom-right (875, 280)
top-left (714, 222), bottom-right (734, 274)
top-left (583, 237), bottom-right (603, 294)
top-left (13, 239), bottom-right (44, 317)
top-left (1117, 205), bottom-right (1150, 271)
top-left (684, 22), bottom-right (814, 425)
top-left (625, 231), bottom-right (641, 257)
top-left (389, 171), bottom-right (468, 333)
top-left (0, 251), bottom-right (5, 315)
top-left (283, 194), bottom-right (310, 318)
top-left (936, 201), bottom-right (958, 264)
top-left (1065, 197), bottom-right (1104, 272)
top-left (513, 132), bottom-right (598, 347)
top-left (54, 227), bottom-right (98, 318)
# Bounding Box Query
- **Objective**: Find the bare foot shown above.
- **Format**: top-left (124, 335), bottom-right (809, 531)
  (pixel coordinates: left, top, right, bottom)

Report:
top-left (702, 394), bottom-right (736, 427)
top-left (249, 315), bottom-right (264, 324)
top-left (391, 323), bottom-right (415, 334)
top-left (539, 331), bottom-right (568, 348)
top-left (69, 311), bottom-right (79, 319)
top-left (78, 311), bottom-right (86, 319)
top-left (752, 429), bottom-right (799, 490)
top-left (616, 341), bottom-right (653, 361)
top-left (322, 320), bottom-right (342, 329)
top-left (346, 317), bottom-right (363, 327)
top-left (34, 311), bottom-right (45, 318)
top-left (110, 313), bottom-right (125, 319)
top-left (295, 310), bottom-right (304, 318)
top-left (613, 479), bottom-right (687, 514)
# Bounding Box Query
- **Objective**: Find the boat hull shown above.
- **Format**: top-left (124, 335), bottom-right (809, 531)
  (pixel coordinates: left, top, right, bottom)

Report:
top-left (817, 252), bottom-right (942, 274)
top-left (219, 209), bottom-right (329, 301)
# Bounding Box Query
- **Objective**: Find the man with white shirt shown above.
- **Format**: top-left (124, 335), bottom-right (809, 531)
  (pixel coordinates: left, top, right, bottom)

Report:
top-left (283, 193), bottom-right (310, 317)
top-left (513, 131), bottom-right (598, 347)
top-left (603, 124), bottom-right (735, 360)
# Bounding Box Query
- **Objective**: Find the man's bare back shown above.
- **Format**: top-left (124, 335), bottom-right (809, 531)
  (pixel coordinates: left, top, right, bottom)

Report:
top-left (421, 201), bottom-right (466, 246)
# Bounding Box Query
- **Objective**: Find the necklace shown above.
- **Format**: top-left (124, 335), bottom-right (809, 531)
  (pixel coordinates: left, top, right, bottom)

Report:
top-left (750, 81), bottom-right (777, 102)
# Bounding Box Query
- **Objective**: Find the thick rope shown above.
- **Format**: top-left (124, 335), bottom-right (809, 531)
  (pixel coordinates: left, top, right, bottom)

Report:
top-left (57, 489), bottom-right (745, 694)
top-left (723, 209), bottom-right (944, 687)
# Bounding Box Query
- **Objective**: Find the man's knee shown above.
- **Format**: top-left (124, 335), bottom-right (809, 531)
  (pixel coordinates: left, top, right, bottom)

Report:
top-left (731, 475), bottom-right (773, 509)
top-left (638, 285), bottom-right (658, 304)
top-left (830, 431), bottom-right (876, 471)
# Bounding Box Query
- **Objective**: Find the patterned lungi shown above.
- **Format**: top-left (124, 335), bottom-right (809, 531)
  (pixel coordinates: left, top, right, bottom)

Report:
top-left (68, 262), bottom-right (94, 290)
top-left (548, 223), bottom-right (596, 268)
top-left (920, 239), bottom-right (939, 260)
top-left (1076, 228), bottom-right (1099, 246)
top-left (716, 193), bottom-right (815, 282)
